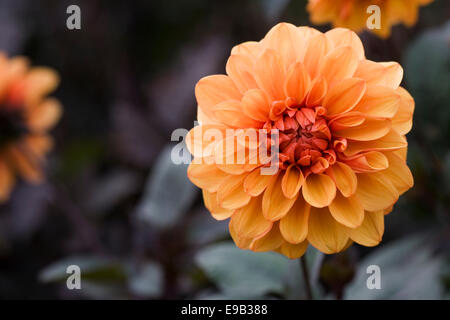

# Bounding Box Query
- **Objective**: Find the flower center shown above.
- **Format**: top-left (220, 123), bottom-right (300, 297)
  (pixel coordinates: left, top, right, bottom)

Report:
top-left (0, 104), bottom-right (28, 147)
top-left (264, 100), bottom-right (347, 174)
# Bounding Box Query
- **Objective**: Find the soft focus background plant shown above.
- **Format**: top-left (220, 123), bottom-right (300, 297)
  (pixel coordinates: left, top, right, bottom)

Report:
top-left (0, 0), bottom-right (448, 299)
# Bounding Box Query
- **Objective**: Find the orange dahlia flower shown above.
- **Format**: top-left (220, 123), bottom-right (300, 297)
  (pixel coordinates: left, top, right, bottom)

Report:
top-left (0, 52), bottom-right (61, 202)
top-left (307, 0), bottom-right (434, 38)
top-left (187, 23), bottom-right (414, 259)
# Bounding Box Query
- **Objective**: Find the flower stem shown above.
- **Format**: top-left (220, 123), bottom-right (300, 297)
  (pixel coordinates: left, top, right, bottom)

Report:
top-left (300, 256), bottom-right (313, 300)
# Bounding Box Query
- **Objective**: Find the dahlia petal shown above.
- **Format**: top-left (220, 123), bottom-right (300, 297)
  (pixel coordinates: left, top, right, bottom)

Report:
top-left (186, 125), bottom-right (226, 159)
top-left (354, 60), bottom-right (403, 89)
top-left (307, 206), bottom-right (349, 254)
top-left (229, 219), bottom-right (252, 249)
top-left (303, 33), bottom-right (330, 80)
top-left (382, 152), bottom-right (414, 195)
top-left (241, 89), bottom-right (270, 122)
top-left (333, 118), bottom-right (391, 141)
top-left (325, 28), bottom-right (364, 60)
top-left (329, 192), bottom-right (364, 228)
top-left (326, 161), bottom-right (356, 197)
top-left (6, 146), bottom-right (43, 183)
top-left (284, 62), bottom-right (311, 105)
top-left (250, 222), bottom-right (284, 252)
top-left (302, 173), bottom-right (336, 208)
top-left (0, 159), bottom-right (15, 201)
top-left (379, 62), bottom-right (404, 89)
top-left (348, 210), bottom-right (384, 247)
top-left (27, 98), bottom-right (62, 132)
top-left (243, 169), bottom-right (274, 196)
top-left (305, 76), bottom-right (327, 108)
top-left (230, 195), bottom-right (272, 239)
top-left (213, 100), bottom-right (263, 128)
top-left (187, 162), bottom-right (229, 193)
top-left (281, 164), bottom-right (304, 199)
top-left (322, 78), bottom-right (366, 116)
top-left (226, 54), bottom-right (258, 93)
top-left (344, 129), bottom-right (407, 156)
top-left (231, 41), bottom-right (261, 59)
top-left (24, 67), bottom-right (60, 106)
top-left (217, 174), bottom-right (251, 210)
top-left (254, 49), bottom-right (286, 101)
top-left (279, 197), bottom-right (310, 244)
top-left (319, 46), bottom-right (359, 88)
top-left (277, 240), bottom-right (308, 259)
top-left (355, 172), bottom-right (399, 211)
top-left (261, 22), bottom-right (305, 67)
top-left (392, 87), bottom-right (414, 135)
top-left (202, 189), bottom-right (234, 220)
top-left (353, 85), bottom-right (400, 118)
top-left (195, 75), bottom-right (242, 121)
top-left (262, 172), bottom-right (298, 221)
top-left (329, 112), bottom-right (366, 131)
top-left (343, 151), bottom-right (389, 173)
top-left (24, 134), bottom-right (53, 159)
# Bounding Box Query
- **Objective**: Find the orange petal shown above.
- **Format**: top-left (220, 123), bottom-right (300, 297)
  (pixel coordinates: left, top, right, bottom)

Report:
top-left (24, 134), bottom-right (53, 159)
top-left (329, 192), bottom-right (364, 228)
top-left (195, 75), bottom-right (242, 121)
top-left (305, 76), bottom-right (327, 108)
top-left (217, 173), bottom-right (251, 210)
top-left (325, 28), bottom-right (364, 60)
top-left (27, 98), bottom-right (62, 132)
top-left (343, 151), bottom-right (389, 173)
top-left (241, 89), bottom-right (270, 122)
top-left (187, 162), bottom-right (229, 192)
top-left (355, 172), bottom-right (399, 211)
top-left (303, 33), bottom-right (330, 80)
top-left (354, 60), bottom-right (403, 89)
top-left (213, 100), bottom-right (263, 128)
top-left (226, 54), bottom-right (258, 94)
top-left (279, 197), bottom-right (310, 244)
top-left (262, 172), bottom-right (298, 221)
top-left (243, 169), bottom-right (274, 196)
top-left (277, 240), bottom-right (308, 259)
top-left (250, 222), bottom-right (284, 252)
top-left (353, 85), bottom-right (400, 118)
top-left (307, 206), bottom-right (349, 254)
top-left (326, 162), bottom-right (356, 197)
top-left (329, 112), bottom-right (366, 131)
top-left (185, 124), bottom-right (226, 159)
top-left (348, 210), bottom-right (384, 246)
top-left (230, 195), bottom-right (272, 239)
top-left (391, 87), bottom-right (414, 135)
top-left (254, 49), bottom-right (286, 101)
top-left (322, 78), bottom-right (366, 116)
top-left (231, 41), bottom-right (261, 59)
top-left (261, 23), bottom-right (305, 67)
top-left (284, 62), bottom-right (311, 105)
top-left (24, 67), bottom-right (60, 106)
top-left (382, 152), bottom-right (414, 195)
top-left (229, 219), bottom-right (252, 249)
top-left (202, 189), bottom-right (234, 221)
top-left (281, 164), bottom-right (305, 199)
top-left (6, 146), bottom-right (43, 183)
top-left (302, 173), bottom-right (336, 208)
top-left (319, 46), bottom-right (359, 88)
top-left (0, 159), bottom-right (15, 201)
top-left (344, 129), bottom-right (407, 156)
top-left (333, 118), bottom-right (391, 141)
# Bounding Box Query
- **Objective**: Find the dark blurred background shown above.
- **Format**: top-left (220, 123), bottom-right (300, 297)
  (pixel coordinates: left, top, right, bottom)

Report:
top-left (0, 0), bottom-right (448, 299)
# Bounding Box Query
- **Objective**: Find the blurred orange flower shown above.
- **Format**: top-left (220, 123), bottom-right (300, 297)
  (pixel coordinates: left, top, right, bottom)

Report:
top-left (307, 0), bottom-right (434, 38)
top-left (0, 52), bottom-right (61, 201)
top-left (187, 23), bottom-right (414, 259)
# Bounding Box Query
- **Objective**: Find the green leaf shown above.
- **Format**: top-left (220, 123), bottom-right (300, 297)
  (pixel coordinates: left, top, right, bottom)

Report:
top-left (195, 242), bottom-right (290, 298)
top-left (39, 256), bottom-right (126, 283)
top-left (136, 144), bottom-right (197, 229)
top-left (128, 261), bottom-right (164, 298)
top-left (344, 232), bottom-right (445, 299)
